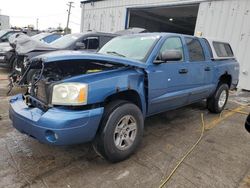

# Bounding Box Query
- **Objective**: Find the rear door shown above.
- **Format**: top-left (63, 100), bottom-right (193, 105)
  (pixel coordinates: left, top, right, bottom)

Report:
top-left (202, 38), bottom-right (214, 87)
top-left (184, 37), bottom-right (211, 103)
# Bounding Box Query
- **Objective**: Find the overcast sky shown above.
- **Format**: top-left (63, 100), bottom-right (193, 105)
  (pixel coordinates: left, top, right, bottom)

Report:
top-left (0, 0), bottom-right (82, 32)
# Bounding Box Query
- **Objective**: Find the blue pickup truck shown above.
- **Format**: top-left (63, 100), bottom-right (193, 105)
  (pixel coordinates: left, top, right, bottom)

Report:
top-left (9, 33), bottom-right (239, 162)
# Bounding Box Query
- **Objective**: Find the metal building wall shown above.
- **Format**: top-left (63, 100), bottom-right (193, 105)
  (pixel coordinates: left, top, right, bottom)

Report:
top-left (0, 15), bottom-right (10, 30)
top-left (80, 0), bottom-right (206, 32)
top-left (195, 0), bottom-right (250, 90)
top-left (81, 0), bottom-right (250, 90)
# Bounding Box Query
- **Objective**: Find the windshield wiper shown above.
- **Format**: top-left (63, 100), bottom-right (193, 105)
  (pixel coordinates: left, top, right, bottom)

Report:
top-left (106, 51), bottom-right (126, 57)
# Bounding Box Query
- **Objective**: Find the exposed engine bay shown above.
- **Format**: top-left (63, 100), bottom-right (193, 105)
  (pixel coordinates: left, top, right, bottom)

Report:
top-left (35, 59), bottom-right (121, 82)
top-left (25, 59), bottom-right (124, 110)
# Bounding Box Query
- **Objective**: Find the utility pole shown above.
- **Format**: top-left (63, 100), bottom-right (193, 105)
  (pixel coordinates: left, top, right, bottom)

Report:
top-left (66, 1), bottom-right (74, 34)
top-left (36, 18), bottom-right (39, 30)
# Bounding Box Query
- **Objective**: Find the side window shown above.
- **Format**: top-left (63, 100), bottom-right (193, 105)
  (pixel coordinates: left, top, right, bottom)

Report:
top-left (213, 42), bottom-right (234, 57)
top-left (82, 37), bottom-right (99, 50)
top-left (159, 37), bottom-right (184, 61)
top-left (185, 37), bottom-right (205, 62)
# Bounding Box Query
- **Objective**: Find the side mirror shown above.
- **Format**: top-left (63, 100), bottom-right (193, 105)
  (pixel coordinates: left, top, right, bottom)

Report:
top-left (75, 42), bottom-right (86, 50)
top-left (157, 50), bottom-right (182, 63)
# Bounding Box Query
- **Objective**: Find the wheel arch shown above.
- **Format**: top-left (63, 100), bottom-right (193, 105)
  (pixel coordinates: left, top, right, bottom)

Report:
top-left (218, 72), bottom-right (232, 88)
top-left (103, 89), bottom-right (146, 116)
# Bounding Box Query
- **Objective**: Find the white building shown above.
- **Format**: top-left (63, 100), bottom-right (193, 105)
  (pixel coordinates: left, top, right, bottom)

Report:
top-left (0, 15), bottom-right (10, 30)
top-left (80, 0), bottom-right (250, 90)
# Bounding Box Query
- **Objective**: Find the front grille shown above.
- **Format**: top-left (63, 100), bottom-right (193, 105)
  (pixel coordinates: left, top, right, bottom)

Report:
top-left (35, 80), bottom-right (50, 104)
top-left (26, 95), bottom-right (48, 111)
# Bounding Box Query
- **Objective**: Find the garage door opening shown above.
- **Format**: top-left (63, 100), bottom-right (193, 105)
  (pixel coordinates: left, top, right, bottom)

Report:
top-left (127, 4), bottom-right (199, 35)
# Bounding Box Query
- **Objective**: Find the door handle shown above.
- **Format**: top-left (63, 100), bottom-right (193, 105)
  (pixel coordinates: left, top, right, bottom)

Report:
top-left (205, 67), bottom-right (211, 71)
top-left (179, 68), bottom-right (188, 74)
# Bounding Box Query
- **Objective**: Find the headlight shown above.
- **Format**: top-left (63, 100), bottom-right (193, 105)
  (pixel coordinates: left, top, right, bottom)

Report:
top-left (52, 83), bottom-right (88, 106)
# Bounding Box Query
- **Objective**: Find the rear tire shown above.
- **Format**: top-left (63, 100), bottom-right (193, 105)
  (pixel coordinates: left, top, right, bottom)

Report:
top-left (93, 100), bottom-right (144, 163)
top-left (207, 83), bottom-right (229, 113)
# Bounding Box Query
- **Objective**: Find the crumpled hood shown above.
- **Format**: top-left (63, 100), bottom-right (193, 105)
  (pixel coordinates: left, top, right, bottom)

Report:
top-left (8, 34), bottom-right (58, 54)
top-left (32, 50), bottom-right (147, 69)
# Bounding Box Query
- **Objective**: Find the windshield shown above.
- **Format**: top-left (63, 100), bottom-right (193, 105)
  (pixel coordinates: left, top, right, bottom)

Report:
top-left (0, 30), bottom-right (8, 38)
top-left (99, 35), bottom-right (160, 62)
top-left (49, 33), bottom-right (82, 48)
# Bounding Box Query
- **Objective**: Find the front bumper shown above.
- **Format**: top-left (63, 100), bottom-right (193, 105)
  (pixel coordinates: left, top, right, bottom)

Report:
top-left (9, 94), bottom-right (104, 145)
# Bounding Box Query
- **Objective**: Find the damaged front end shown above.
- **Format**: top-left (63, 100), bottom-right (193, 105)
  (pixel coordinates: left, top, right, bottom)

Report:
top-left (22, 57), bottom-right (124, 111)
top-left (8, 54), bottom-right (30, 85)
top-left (7, 35), bottom-right (58, 94)
top-left (9, 51), bottom-right (146, 145)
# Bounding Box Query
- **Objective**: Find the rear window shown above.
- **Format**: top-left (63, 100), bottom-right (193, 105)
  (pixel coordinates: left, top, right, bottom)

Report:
top-left (213, 42), bottom-right (234, 57)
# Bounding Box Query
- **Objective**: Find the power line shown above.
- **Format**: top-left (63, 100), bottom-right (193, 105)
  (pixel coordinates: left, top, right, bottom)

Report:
top-left (70, 20), bottom-right (80, 25)
top-left (71, 13), bottom-right (81, 20)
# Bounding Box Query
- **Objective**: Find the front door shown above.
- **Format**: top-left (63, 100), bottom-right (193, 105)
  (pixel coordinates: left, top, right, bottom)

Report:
top-left (147, 36), bottom-right (190, 115)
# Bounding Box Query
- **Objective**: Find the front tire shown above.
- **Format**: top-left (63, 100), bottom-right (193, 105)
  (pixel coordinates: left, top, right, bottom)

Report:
top-left (207, 83), bottom-right (229, 113)
top-left (93, 100), bottom-right (144, 163)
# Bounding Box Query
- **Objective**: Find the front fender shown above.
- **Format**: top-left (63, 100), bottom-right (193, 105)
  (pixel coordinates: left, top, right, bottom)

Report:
top-left (65, 68), bottom-right (147, 116)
